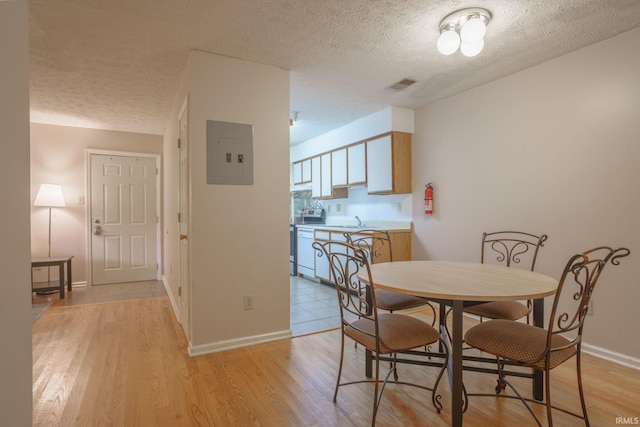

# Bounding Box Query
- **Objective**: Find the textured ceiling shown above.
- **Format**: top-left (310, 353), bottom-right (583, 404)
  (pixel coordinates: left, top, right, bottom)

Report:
top-left (28, 0), bottom-right (640, 145)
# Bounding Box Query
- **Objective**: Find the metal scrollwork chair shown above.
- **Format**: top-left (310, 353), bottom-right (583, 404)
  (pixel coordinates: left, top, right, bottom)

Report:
top-left (465, 231), bottom-right (548, 323)
top-left (464, 246), bottom-right (630, 426)
top-left (313, 240), bottom-right (448, 427)
top-left (344, 230), bottom-right (437, 325)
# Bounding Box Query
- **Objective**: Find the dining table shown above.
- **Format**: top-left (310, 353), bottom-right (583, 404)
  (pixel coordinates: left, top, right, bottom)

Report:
top-left (356, 260), bottom-right (558, 427)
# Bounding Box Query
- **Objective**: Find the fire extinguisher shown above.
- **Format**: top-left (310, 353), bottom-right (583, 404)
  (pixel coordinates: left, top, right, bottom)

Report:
top-left (424, 183), bottom-right (433, 215)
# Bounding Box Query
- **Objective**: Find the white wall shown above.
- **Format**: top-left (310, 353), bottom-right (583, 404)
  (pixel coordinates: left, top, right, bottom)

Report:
top-left (412, 28), bottom-right (640, 361)
top-left (163, 51), bottom-right (290, 353)
top-left (0, 0), bottom-right (32, 424)
top-left (30, 124), bottom-right (163, 284)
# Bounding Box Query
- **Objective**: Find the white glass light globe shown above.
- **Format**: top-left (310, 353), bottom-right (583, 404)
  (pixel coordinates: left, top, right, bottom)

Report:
top-left (437, 29), bottom-right (460, 55)
top-left (460, 15), bottom-right (486, 43)
top-left (460, 39), bottom-right (484, 57)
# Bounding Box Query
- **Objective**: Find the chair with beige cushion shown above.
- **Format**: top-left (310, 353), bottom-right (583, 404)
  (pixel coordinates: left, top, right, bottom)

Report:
top-left (464, 246), bottom-right (630, 426)
top-left (464, 231), bottom-right (548, 323)
top-left (344, 229), bottom-right (437, 324)
top-left (313, 240), bottom-right (448, 427)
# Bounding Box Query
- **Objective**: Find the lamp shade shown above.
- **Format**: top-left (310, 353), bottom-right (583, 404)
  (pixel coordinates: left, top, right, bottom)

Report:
top-left (34, 184), bottom-right (66, 207)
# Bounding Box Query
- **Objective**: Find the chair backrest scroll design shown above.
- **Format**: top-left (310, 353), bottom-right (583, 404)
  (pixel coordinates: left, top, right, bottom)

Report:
top-left (481, 231), bottom-right (548, 271)
top-left (545, 246), bottom-right (630, 358)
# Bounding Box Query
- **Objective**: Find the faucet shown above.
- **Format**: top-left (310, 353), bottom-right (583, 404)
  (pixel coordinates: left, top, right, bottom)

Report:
top-left (355, 216), bottom-right (362, 228)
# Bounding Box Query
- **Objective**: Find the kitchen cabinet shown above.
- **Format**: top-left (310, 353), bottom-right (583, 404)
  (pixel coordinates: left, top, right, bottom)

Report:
top-left (314, 230), bottom-right (347, 282)
top-left (321, 153), bottom-right (332, 198)
top-left (347, 143), bottom-right (366, 185)
top-left (301, 158), bottom-right (312, 182)
top-left (292, 159), bottom-right (312, 185)
top-left (311, 153), bottom-right (347, 200)
top-left (366, 132), bottom-right (411, 194)
top-left (311, 156), bottom-right (321, 198)
top-left (331, 148), bottom-right (347, 187)
top-left (292, 162), bottom-right (302, 184)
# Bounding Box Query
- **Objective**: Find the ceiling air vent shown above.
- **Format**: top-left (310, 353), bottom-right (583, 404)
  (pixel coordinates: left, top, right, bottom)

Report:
top-left (389, 78), bottom-right (417, 91)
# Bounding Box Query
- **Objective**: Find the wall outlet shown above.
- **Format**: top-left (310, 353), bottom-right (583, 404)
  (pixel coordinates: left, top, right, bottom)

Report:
top-left (587, 299), bottom-right (594, 316)
top-left (396, 202), bottom-right (402, 212)
top-left (336, 203), bottom-right (341, 212)
top-left (78, 195), bottom-right (85, 205)
top-left (244, 295), bottom-right (254, 310)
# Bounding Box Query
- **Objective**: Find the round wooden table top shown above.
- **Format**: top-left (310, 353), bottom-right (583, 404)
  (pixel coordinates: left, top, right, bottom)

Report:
top-left (357, 260), bottom-right (558, 302)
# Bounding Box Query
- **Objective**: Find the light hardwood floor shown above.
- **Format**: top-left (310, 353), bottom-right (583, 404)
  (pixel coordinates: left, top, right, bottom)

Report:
top-left (33, 296), bottom-right (639, 426)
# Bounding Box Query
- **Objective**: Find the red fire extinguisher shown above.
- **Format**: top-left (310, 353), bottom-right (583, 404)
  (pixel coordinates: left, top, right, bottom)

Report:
top-left (424, 183), bottom-right (433, 215)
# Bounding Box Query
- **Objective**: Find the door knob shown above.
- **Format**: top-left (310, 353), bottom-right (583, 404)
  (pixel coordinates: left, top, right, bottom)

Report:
top-left (180, 234), bottom-right (188, 240)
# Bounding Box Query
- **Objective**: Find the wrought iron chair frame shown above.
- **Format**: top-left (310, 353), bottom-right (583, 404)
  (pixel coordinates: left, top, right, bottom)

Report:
top-left (313, 240), bottom-right (448, 426)
top-left (463, 246), bottom-right (630, 426)
top-left (344, 229), bottom-right (437, 325)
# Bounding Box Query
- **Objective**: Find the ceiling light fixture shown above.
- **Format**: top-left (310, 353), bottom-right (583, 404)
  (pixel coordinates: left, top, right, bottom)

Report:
top-left (437, 8), bottom-right (491, 57)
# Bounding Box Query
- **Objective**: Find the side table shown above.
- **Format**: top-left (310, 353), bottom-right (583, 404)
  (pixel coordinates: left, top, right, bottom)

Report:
top-left (31, 256), bottom-right (74, 299)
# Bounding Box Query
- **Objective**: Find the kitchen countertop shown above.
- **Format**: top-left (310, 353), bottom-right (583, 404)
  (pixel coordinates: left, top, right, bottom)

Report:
top-left (296, 221), bottom-right (412, 232)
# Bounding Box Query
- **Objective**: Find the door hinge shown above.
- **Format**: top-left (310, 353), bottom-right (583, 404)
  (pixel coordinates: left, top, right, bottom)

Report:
top-left (156, 168), bottom-right (159, 175)
top-left (156, 215), bottom-right (159, 223)
top-left (178, 286), bottom-right (182, 297)
top-left (178, 138), bottom-right (181, 149)
top-left (178, 212), bottom-right (181, 222)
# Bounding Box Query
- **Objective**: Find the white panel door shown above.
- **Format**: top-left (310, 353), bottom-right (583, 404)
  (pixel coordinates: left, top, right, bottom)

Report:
top-left (179, 105), bottom-right (191, 339)
top-left (91, 154), bottom-right (158, 285)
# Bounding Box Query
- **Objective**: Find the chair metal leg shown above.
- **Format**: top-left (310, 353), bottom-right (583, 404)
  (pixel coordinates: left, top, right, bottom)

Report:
top-left (334, 331), bottom-right (346, 402)
top-left (576, 352), bottom-right (591, 427)
top-left (371, 352), bottom-right (381, 426)
top-left (545, 366), bottom-right (553, 427)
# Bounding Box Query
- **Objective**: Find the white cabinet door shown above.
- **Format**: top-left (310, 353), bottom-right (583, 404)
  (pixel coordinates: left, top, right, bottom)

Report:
top-left (366, 135), bottom-right (393, 193)
top-left (311, 156), bottom-right (321, 198)
top-left (321, 153), bottom-right (332, 198)
top-left (347, 143), bottom-right (366, 185)
top-left (314, 231), bottom-right (331, 281)
top-left (301, 158), bottom-right (312, 183)
top-left (292, 162), bottom-right (303, 184)
top-left (331, 148), bottom-right (347, 187)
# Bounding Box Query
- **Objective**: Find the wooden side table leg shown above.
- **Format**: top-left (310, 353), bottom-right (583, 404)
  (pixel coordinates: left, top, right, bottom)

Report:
top-left (67, 258), bottom-right (73, 292)
top-left (59, 262), bottom-right (65, 299)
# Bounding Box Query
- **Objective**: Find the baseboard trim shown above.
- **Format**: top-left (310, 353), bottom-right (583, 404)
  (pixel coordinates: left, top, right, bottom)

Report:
top-left (162, 275), bottom-right (180, 322)
top-left (582, 343), bottom-right (640, 370)
top-left (188, 329), bottom-right (293, 357)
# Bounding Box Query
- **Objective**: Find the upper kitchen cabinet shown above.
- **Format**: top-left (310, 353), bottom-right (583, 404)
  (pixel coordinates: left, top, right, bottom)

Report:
top-left (320, 153), bottom-right (332, 198)
top-left (311, 154), bottom-right (347, 200)
top-left (347, 143), bottom-right (366, 185)
top-left (292, 158), bottom-right (312, 185)
top-left (331, 148), bottom-right (347, 187)
top-left (311, 156), bottom-right (321, 198)
top-left (366, 132), bottom-right (411, 194)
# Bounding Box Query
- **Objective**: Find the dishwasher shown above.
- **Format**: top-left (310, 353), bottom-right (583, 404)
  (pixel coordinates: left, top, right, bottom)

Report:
top-left (296, 228), bottom-right (316, 278)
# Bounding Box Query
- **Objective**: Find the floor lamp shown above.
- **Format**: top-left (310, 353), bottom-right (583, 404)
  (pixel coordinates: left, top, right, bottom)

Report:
top-left (34, 184), bottom-right (66, 286)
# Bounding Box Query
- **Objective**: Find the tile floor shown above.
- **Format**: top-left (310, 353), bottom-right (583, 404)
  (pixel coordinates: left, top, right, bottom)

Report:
top-left (290, 275), bottom-right (342, 336)
top-left (34, 276), bottom-right (337, 336)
